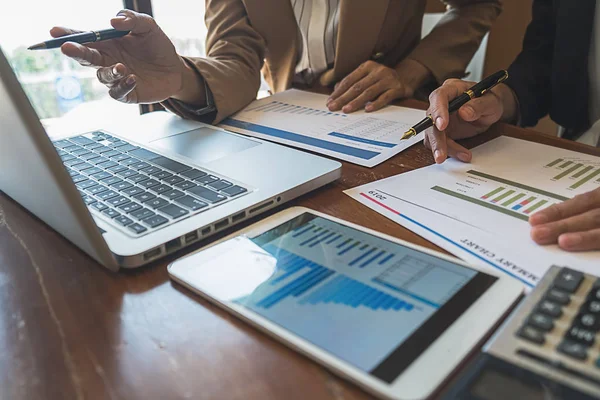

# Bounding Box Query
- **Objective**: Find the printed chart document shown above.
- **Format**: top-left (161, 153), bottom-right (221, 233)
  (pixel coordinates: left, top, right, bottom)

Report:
top-left (219, 89), bottom-right (424, 167)
top-left (345, 136), bottom-right (600, 289)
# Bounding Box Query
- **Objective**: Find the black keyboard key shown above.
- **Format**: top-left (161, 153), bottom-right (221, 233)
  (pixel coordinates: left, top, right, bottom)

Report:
top-left (106, 196), bottom-right (130, 207)
top-left (72, 148), bottom-right (91, 156)
top-left (143, 215), bottom-right (169, 228)
top-left (63, 144), bottom-right (80, 151)
top-left (149, 184), bottom-right (171, 194)
top-left (83, 167), bottom-right (103, 176)
top-left (118, 158), bottom-right (139, 167)
top-left (91, 202), bottom-right (109, 212)
top-left (162, 190), bottom-right (185, 200)
top-left (71, 175), bottom-right (88, 184)
top-left (114, 215), bottom-right (133, 227)
top-left (85, 142), bottom-right (104, 149)
top-left (97, 190), bottom-right (119, 201)
top-left (92, 171), bottom-right (112, 180)
top-left (175, 196), bottom-right (208, 211)
top-left (76, 180), bottom-right (96, 190)
top-left (112, 181), bottom-right (134, 191)
top-left (87, 185), bottom-right (109, 196)
top-left (208, 180), bottom-right (233, 191)
top-left (117, 169), bottom-right (139, 179)
top-left (517, 326), bottom-right (545, 345)
top-left (188, 186), bottom-right (227, 203)
top-left (127, 174), bottom-right (150, 184)
top-left (53, 139), bottom-right (72, 148)
top-left (175, 181), bottom-right (197, 190)
top-left (119, 202), bottom-right (142, 214)
top-left (538, 300), bottom-right (563, 318)
top-left (102, 208), bottom-right (121, 219)
top-left (222, 185), bottom-right (248, 197)
top-left (195, 174), bottom-right (219, 185)
top-left (108, 140), bottom-right (127, 148)
top-left (73, 162), bottom-right (95, 172)
top-left (130, 208), bottom-right (155, 220)
top-left (60, 154), bottom-right (76, 162)
top-left (130, 161), bottom-right (150, 170)
top-left (141, 166), bottom-right (161, 175)
top-left (107, 165), bottom-right (128, 174)
top-left (121, 187), bottom-right (145, 197)
top-left (128, 223), bottom-right (147, 234)
top-left (589, 287), bottom-right (600, 302)
top-left (577, 314), bottom-right (600, 331)
top-left (152, 171), bottom-right (173, 180)
top-left (557, 340), bottom-right (588, 360)
top-left (70, 136), bottom-right (95, 146)
top-left (145, 198), bottom-right (169, 209)
top-left (129, 148), bottom-right (160, 160)
top-left (528, 313), bottom-right (554, 332)
top-left (554, 268), bottom-right (584, 293)
top-left (91, 157), bottom-right (110, 165)
top-left (181, 169), bottom-right (207, 180)
top-left (566, 326), bottom-right (596, 347)
top-left (80, 152), bottom-right (101, 161)
top-left (64, 159), bottom-right (85, 167)
top-left (98, 160), bottom-right (118, 169)
top-left (81, 195), bottom-right (96, 205)
top-left (115, 144), bottom-right (139, 152)
top-left (104, 150), bottom-right (121, 158)
top-left (158, 204), bottom-right (189, 219)
top-left (163, 176), bottom-right (185, 185)
top-left (105, 136), bottom-right (121, 143)
top-left (139, 179), bottom-right (160, 189)
top-left (151, 157), bottom-right (191, 173)
top-left (110, 154), bottom-right (131, 163)
top-left (133, 192), bottom-right (157, 203)
top-left (95, 146), bottom-right (113, 154)
top-left (100, 176), bottom-right (123, 186)
top-left (546, 288), bottom-right (571, 305)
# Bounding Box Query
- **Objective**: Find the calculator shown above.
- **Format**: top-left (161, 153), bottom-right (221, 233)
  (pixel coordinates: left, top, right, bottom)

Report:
top-left (444, 266), bottom-right (600, 400)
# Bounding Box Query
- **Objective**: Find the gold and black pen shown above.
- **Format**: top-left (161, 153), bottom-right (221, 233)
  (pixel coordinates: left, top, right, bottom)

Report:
top-left (28, 28), bottom-right (130, 50)
top-left (401, 70), bottom-right (509, 140)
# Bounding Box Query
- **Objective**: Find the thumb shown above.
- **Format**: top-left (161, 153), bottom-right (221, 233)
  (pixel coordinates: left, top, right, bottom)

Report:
top-left (111, 10), bottom-right (158, 35)
top-left (458, 95), bottom-right (502, 123)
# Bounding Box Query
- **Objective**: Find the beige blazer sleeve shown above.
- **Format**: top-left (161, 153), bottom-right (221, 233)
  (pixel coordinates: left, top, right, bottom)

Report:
top-left (162, 0), bottom-right (266, 124)
top-left (407, 0), bottom-right (502, 83)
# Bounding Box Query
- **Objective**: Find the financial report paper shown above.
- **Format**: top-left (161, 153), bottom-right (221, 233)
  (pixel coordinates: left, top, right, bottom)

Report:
top-left (219, 89), bottom-right (424, 167)
top-left (345, 137), bottom-right (600, 288)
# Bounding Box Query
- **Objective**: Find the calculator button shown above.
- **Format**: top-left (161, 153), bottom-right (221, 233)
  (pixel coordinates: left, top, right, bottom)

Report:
top-left (553, 268), bottom-right (583, 293)
top-left (588, 301), bottom-right (600, 314)
top-left (517, 326), bottom-right (545, 345)
top-left (557, 340), bottom-right (588, 361)
top-left (537, 300), bottom-right (563, 318)
top-left (577, 313), bottom-right (600, 331)
top-left (528, 313), bottom-right (554, 332)
top-left (589, 287), bottom-right (600, 302)
top-left (566, 326), bottom-right (596, 347)
top-left (545, 288), bottom-right (571, 306)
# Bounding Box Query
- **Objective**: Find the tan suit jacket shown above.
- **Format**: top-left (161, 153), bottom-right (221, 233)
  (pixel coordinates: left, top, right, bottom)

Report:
top-left (164, 0), bottom-right (502, 123)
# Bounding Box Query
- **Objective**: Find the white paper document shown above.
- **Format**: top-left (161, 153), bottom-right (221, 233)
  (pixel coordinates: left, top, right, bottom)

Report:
top-left (219, 89), bottom-right (424, 167)
top-left (345, 136), bottom-right (600, 289)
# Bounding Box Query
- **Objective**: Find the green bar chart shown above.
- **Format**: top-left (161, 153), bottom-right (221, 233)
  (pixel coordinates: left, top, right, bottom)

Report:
top-left (546, 159), bottom-right (563, 167)
top-left (570, 168), bottom-right (600, 189)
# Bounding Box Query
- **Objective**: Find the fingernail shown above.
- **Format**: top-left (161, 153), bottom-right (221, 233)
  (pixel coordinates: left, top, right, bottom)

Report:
top-left (457, 152), bottom-right (470, 162)
top-left (434, 150), bottom-right (443, 161)
top-left (112, 66), bottom-right (120, 76)
top-left (113, 15), bottom-right (127, 21)
top-left (126, 75), bottom-right (136, 85)
top-left (531, 213), bottom-right (549, 225)
top-left (435, 117), bottom-right (443, 129)
top-left (562, 233), bottom-right (583, 247)
top-left (365, 104), bottom-right (374, 112)
top-left (327, 97), bottom-right (332, 103)
top-left (533, 226), bottom-right (552, 240)
top-left (463, 106), bottom-right (475, 118)
top-left (342, 105), bottom-right (352, 113)
top-left (329, 102), bottom-right (337, 110)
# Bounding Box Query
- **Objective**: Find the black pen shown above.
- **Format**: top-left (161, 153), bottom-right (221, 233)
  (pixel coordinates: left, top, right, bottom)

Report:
top-left (401, 70), bottom-right (509, 140)
top-left (28, 28), bottom-right (130, 50)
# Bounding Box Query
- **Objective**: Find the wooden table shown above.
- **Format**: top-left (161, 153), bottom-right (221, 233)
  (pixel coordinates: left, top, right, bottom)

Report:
top-left (2, 100), bottom-right (600, 400)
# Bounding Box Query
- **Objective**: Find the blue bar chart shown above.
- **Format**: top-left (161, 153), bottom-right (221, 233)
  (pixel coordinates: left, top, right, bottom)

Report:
top-left (299, 275), bottom-right (414, 312)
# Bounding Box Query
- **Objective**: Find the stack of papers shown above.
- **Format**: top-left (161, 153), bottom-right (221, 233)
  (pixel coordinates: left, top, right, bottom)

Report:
top-left (219, 89), bottom-right (424, 167)
top-left (346, 137), bottom-right (600, 289)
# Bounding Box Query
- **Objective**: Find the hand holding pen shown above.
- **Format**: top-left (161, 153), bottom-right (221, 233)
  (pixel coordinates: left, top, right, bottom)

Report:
top-left (409, 71), bottom-right (519, 164)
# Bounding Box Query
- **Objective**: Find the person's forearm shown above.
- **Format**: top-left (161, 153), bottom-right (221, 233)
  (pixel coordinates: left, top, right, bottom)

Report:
top-left (394, 58), bottom-right (433, 94)
top-left (171, 56), bottom-right (208, 107)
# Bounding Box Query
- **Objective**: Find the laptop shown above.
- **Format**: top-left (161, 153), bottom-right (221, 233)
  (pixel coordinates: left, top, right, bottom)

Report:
top-left (0, 49), bottom-right (341, 271)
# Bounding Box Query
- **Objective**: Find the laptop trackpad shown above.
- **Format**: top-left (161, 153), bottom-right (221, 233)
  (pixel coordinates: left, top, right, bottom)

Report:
top-left (149, 127), bottom-right (260, 164)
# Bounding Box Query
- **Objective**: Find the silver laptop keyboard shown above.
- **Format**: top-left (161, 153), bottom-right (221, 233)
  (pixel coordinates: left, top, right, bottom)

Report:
top-left (53, 131), bottom-right (249, 236)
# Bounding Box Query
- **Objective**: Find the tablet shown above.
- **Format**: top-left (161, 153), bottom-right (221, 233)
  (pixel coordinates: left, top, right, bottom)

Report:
top-left (168, 207), bottom-right (523, 400)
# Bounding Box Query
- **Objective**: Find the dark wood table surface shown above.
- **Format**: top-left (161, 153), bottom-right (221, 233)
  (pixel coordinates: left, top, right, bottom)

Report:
top-left (2, 99), bottom-right (600, 400)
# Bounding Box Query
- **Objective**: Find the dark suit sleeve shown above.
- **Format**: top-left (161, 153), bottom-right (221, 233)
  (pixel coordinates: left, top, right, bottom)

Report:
top-left (505, 0), bottom-right (555, 127)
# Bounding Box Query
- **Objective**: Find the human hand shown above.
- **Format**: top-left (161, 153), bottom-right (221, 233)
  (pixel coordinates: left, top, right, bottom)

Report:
top-left (51, 10), bottom-right (186, 104)
top-left (529, 188), bottom-right (600, 251)
top-left (326, 59), bottom-right (428, 114)
top-left (425, 79), bottom-right (518, 164)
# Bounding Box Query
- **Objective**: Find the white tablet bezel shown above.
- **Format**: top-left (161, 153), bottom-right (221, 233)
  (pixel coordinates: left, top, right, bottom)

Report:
top-left (168, 207), bottom-right (523, 400)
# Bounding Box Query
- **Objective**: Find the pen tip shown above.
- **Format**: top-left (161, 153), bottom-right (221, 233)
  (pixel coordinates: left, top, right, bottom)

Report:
top-left (27, 43), bottom-right (46, 51)
top-left (401, 129), bottom-right (416, 140)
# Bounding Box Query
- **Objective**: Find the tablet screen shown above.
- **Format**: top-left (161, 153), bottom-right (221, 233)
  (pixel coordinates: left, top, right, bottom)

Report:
top-left (236, 213), bottom-right (497, 383)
